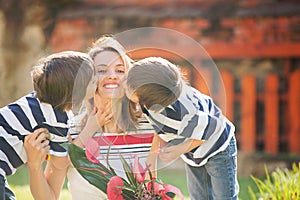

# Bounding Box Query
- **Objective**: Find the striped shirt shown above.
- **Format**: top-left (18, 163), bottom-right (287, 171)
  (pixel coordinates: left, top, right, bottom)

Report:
top-left (95, 130), bottom-right (154, 160)
top-left (0, 92), bottom-right (71, 176)
top-left (142, 82), bottom-right (235, 167)
top-left (67, 110), bottom-right (155, 199)
top-left (93, 128), bottom-right (154, 179)
top-left (89, 118), bottom-right (154, 165)
top-left (68, 117), bottom-right (155, 184)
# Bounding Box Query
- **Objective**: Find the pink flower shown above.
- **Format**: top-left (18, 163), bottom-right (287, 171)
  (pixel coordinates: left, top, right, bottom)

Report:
top-left (164, 184), bottom-right (184, 200)
top-left (107, 176), bottom-right (124, 200)
top-left (132, 155), bottom-right (151, 183)
top-left (147, 181), bottom-right (184, 200)
top-left (85, 137), bottom-right (100, 163)
top-left (147, 180), bottom-right (165, 194)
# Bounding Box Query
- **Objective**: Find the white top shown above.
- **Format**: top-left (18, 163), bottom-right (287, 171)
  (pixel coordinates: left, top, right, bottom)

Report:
top-left (67, 120), bottom-right (155, 199)
top-left (67, 167), bottom-right (106, 200)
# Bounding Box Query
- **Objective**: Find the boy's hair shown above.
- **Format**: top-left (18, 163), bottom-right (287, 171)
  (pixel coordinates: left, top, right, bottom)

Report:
top-left (127, 57), bottom-right (182, 111)
top-left (31, 51), bottom-right (94, 111)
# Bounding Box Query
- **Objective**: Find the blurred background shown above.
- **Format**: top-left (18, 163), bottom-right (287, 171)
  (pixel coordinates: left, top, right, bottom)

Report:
top-left (0, 0), bottom-right (299, 199)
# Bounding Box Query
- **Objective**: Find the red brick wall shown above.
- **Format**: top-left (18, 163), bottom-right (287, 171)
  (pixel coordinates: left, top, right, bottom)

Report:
top-left (49, 0), bottom-right (300, 154)
top-left (50, 1), bottom-right (300, 58)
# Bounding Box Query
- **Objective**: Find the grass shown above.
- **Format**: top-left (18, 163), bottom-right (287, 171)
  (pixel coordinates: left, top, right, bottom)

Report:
top-left (7, 165), bottom-right (257, 200)
top-left (248, 163), bottom-right (300, 200)
top-left (158, 168), bottom-right (189, 199)
top-left (9, 185), bottom-right (72, 200)
top-left (7, 165), bottom-right (71, 200)
top-left (238, 176), bottom-right (258, 200)
top-left (159, 169), bottom-right (258, 200)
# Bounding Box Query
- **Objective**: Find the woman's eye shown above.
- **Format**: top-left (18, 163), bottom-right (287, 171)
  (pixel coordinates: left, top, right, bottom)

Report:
top-left (116, 69), bottom-right (125, 73)
top-left (97, 69), bottom-right (106, 74)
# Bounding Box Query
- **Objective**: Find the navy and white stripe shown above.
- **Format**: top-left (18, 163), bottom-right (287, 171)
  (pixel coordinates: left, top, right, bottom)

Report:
top-left (94, 120), bottom-right (155, 162)
top-left (143, 82), bottom-right (235, 167)
top-left (0, 92), bottom-right (71, 176)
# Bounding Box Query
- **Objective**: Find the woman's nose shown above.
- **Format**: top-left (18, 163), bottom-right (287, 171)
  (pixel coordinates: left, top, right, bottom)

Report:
top-left (106, 69), bottom-right (117, 79)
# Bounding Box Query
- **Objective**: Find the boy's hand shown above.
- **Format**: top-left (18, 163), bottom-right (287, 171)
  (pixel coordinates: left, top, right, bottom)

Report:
top-left (159, 139), bottom-right (205, 163)
top-left (24, 128), bottom-right (50, 170)
top-left (159, 144), bottom-right (183, 163)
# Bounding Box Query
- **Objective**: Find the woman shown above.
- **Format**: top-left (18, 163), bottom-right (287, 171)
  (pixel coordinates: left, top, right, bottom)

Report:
top-left (67, 35), bottom-right (156, 200)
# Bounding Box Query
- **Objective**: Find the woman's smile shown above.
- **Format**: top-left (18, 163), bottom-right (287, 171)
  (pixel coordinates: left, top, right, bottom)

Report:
top-left (103, 82), bottom-right (120, 89)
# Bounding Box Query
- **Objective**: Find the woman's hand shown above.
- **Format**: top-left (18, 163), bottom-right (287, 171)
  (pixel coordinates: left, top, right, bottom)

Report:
top-left (95, 101), bottom-right (113, 127)
top-left (84, 103), bottom-right (113, 134)
top-left (94, 91), bottom-right (113, 127)
top-left (24, 128), bottom-right (50, 170)
top-left (74, 103), bottom-right (113, 147)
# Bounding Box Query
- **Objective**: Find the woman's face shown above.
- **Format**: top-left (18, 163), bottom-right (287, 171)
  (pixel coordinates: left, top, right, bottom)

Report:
top-left (94, 50), bottom-right (126, 98)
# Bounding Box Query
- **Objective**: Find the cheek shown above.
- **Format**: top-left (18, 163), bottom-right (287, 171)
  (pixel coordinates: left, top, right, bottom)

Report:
top-left (85, 84), bottom-right (95, 100)
top-left (93, 93), bottom-right (101, 108)
top-left (118, 74), bottom-right (125, 79)
top-left (96, 77), bottom-right (106, 89)
top-left (95, 75), bottom-right (105, 84)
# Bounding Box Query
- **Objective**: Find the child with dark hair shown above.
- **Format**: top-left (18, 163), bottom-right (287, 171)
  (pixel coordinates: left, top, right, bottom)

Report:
top-left (124, 57), bottom-right (239, 200)
top-left (0, 51), bottom-right (111, 200)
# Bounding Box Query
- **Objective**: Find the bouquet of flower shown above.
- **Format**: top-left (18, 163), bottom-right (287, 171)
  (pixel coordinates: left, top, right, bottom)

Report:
top-left (65, 138), bottom-right (184, 200)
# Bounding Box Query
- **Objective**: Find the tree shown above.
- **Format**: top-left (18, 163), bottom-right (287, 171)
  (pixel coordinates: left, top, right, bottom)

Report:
top-left (0, 0), bottom-right (79, 106)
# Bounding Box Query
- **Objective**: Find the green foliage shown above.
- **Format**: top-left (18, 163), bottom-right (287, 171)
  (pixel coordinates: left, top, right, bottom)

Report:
top-left (66, 143), bottom-right (115, 193)
top-left (8, 164), bottom-right (257, 199)
top-left (66, 143), bottom-right (136, 199)
top-left (66, 143), bottom-right (184, 200)
top-left (248, 162), bottom-right (300, 200)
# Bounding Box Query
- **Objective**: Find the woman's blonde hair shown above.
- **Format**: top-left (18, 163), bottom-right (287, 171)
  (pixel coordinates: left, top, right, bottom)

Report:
top-left (88, 34), bottom-right (132, 70)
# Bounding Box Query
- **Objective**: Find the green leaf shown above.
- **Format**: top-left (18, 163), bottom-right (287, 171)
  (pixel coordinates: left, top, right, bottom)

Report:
top-left (67, 143), bottom-right (115, 193)
top-left (166, 192), bottom-right (176, 198)
top-left (249, 162), bottom-right (300, 199)
top-left (120, 156), bottom-right (138, 187)
top-left (65, 143), bottom-right (137, 199)
top-left (119, 181), bottom-right (136, 200)
top-left (248, 186), bottom-right (258, 200)
top-left (60, 143), bottom-right (69, 151)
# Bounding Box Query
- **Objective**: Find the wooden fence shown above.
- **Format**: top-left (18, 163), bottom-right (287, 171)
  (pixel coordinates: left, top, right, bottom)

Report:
top-left (186, 68), bottom-right (300, 155)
